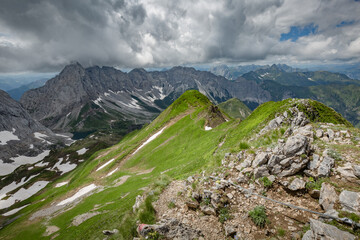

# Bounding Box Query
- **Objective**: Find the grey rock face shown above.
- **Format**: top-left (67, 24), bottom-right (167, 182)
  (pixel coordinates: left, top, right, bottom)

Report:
top-left (302, 218), bottom-right (355, 240)
top-left (0, 90), bottom-right (61, 164)
top-left (252, 152), bottom-right (269, 167)
top-left (254, 166), bottom-right (270, 179)
top-left (339, 190), bottom-right (360, 213)
top-left (353, 165), bottom-right (360, 178)
top-left (319, 183), bottom-right (337, 211)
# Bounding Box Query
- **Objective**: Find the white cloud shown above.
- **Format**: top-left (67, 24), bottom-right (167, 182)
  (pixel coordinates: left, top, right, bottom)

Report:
top-left (0, 0), bottom-right (359, 72)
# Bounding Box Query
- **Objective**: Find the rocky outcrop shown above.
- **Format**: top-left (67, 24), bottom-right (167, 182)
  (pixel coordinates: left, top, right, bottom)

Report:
top-left (137, 219), bottom-right (203, 240)
top-left (302, 219), bottom-right (355, 240)
top-left (319, 183), bottom-right (337, 211)
top-left (339, 190), bottom-right (360, 213)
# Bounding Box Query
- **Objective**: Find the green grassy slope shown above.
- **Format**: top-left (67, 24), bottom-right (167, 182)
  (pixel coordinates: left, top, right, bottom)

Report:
top-left (218, 98), bottom-right (252, 120)
top-left (0, 91), bottom-right (351, 240)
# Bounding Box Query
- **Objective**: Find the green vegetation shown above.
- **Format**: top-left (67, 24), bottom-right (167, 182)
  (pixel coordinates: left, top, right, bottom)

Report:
top-left (339, 211), bottom-right (360, 223)
top-left (277, 227), bottom-right (286, 237)
top-left (218, 98), bottom-right (252, 120)
top-left (168, 201), bottom-right (176, 209)
top-left (248, 205), bottom-right (269, 228)
top-left (260, 176), bottom-right (273, 189)
top-left (306, 177), bottom-right (325, 190)
top-left (218, 207), bottom-right (232, 223)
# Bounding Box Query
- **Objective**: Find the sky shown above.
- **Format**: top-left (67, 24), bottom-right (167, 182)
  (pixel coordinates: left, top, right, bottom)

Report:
top-left (0, 0), bottom-right (360, 73)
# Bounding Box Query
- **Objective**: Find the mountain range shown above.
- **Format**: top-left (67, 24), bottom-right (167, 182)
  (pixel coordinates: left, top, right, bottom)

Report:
top-left (19, 63), bottom-right (360, 136)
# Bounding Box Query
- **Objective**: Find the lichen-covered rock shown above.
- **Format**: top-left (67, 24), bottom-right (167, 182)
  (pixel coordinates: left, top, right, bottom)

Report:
top-left (319, 183), bottom-right (337, 211)
top-left (283, 134), bottom-right (309, 157)
top-left (288, 178), bottom-right (306, 191)
top-left (339, 190), bottom-right (360, 213)
top-left (252, 152), bottom-right (269, 167)
top-left (254, 166), bottom-right (270, 179)
top-left (317, 156), bottom-right (334, 178)
top-left (302, 218), bottom-right (355, 240)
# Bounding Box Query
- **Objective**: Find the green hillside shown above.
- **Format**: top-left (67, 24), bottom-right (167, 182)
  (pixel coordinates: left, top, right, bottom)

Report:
top-left (0, 91), bottom-right (353, 239)
top-left (218, 98), bottom-right (252, 120)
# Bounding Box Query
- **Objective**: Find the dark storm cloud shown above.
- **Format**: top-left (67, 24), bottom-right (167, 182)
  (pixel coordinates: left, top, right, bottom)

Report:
top-left (0, 0), bottom-right (359, 72)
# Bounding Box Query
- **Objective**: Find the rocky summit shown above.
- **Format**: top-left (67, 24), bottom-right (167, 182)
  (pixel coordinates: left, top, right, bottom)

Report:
top-left (1, 91), bottom-right (360, 240)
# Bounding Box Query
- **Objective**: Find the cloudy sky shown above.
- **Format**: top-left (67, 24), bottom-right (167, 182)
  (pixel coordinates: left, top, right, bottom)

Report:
top-left (0, 0), bottom-right (360, 73)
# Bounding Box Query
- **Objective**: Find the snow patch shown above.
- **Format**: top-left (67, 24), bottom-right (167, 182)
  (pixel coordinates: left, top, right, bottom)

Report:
top-left (104, 92), bottom-right (110, 97)
top-left (76, 148), bottom-right (88, 155)
top-left (133, 127), bottom-right (166, 155)
top-left (55, 182), bottom-right (68, 188)
top-left (2, 204), bottom-right (29, 216)
top-left (93, 97), bottom-right (108, 113)
top-left (0, 150), bottom-right (50, 176)
top-left (66, 112), bottom-right (71, 118)
top-left (118, 99), bottom-right (142, 109)
top-left (106, 167), bottom-right (118, 177)
top-left (96, 159), bottom-right (115, 172)
top-left (153, 86), bottom-right (166, 100)
top-left (52, 158), bottom-right (77, 174)
top-left (35, 161), bottom-right (48, 167)
top-left (29, 144), bottom-right (34, 149)
top-left (205, 126), bottom-right (212, 131)
top-left (57, 184), bottom-right (97, 206)
top-left (0, 130), bottom-right (20, 145)
top-left (0, 181), bottom-right (49, 210)
top-left (34, 132), bottom-right (52, 144)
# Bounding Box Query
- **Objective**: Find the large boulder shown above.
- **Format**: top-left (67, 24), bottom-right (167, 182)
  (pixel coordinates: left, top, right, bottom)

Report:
top-left (319, 183), bottom-right (337, 211)
top-left (283, 134), bottom-right (309, 157)
top-left (252, 152), bottom-right (269, 167)
top-left (302, 218), bottom-right (355, 240)
top-left (339, 190), bottom-right (360, 213)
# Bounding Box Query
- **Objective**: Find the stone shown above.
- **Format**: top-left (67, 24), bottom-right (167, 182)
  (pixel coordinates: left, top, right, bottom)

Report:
top-left (200, 205), bottom-right (216, 216)
top-left (241, 167), bottom-right (253, 174)
top-left (252, 152), bottom-right (269, 167)
top-left (293, 125), bottom-right (313, 138)
top-left (283, 134), bottom-right (309, 157)
top-left (303, 218), bottom-right (355, 240)
top-left (339, 190), bottom-right (360, 213)
top-left (337, 163), bottom-right (357, 179)
top-left (133, 195), bottom-right (144, 213)
top-left (186, 201), bottom-right (199, 210)
top-left (279, 157), bottom-right (292, 167)
top-left (307, 154), bottom-right (320, 170)
top-left (278, 161), bottom-right (308, 177)
top-left (187, 176), bottom-right (194, 183)
top-left (102, 229), bottom-right (119, 235)
top-left (192, 192), bottom-right (201, 202)
top-left (288, 178), bottom-right (306, 191)
top-left (309, 189), bottom-right (320, 199)
top-left (317, 156), bottom-right (334, 178)
top-left (315, 129), bottom-right (323, 138)
top-left (327, 129), bottom-right (335, 140)
top-left (267, 155), bottom-right (284, 169)
top-left (224, 224), bottom-right (236, 237)
top-left (267, 175), bottom-right (276, 182)
top-left (319, 183), bottom-right (337, 211)
top-left (203, 190), bottom-right (213, 199)
top-left (353, 165), bottom-right (360, 179)
top-left (324, 209), bottom-right (339, 219)
top-left (237, 173), bottom-right (248, 183)
top-left (253, 166), bottom-right (270, 179)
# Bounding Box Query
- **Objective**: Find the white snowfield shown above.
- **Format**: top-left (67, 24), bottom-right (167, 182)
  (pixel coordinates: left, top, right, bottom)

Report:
top-left (55, 182), bottom-right (68, 188)
top-left (2, 204), bottom-right (29, 216)
top-left (133, 127), bottom-right (166, 155)
top-left (96, 158), bottom-right (115, 172)
top-left (57, 184), bottom-right (97, 206)
top-left (0, 129), bottom-right (20, 145)
top-left (205, 126), bottom-right (212, 131)
top-left (0, 181), bottom-right (49, 210)
top-left (0, 150), bottom-right (50, 176)
top-left (76, 148), bottom-right (88, 155)
top-left (0, 174), bottom-right (39, 200)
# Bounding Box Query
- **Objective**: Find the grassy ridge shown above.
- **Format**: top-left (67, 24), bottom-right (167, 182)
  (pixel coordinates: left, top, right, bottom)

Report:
top-left (0, 91), bottom-right (352, 239)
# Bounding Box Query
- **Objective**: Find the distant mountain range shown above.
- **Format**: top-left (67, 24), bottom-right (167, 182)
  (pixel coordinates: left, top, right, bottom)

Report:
top-left (7, 78), bottom-right (48, 101)
top-left (19, 63), bottom-right (360, 137)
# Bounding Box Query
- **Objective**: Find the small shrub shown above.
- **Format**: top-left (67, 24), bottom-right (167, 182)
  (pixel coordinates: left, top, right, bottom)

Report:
top-left (191, 182), bottom-right (197, 190)
top-left (260, 176), bottom-right (273, 189)
top-left (168, 201), bottom-right (176, 209)
top-left (328, 150), bottom-right (342, 162)
top-left (239, 142), bottom-right (250, 150)
top-left (248, 205), bottom-right (269, 228)
top-left (277, 227), bottom-right (286, 237)
top-left (201, 197), bottom-right (211, 206)
top-left (147, 231), bottom-right (161, 240)
top-left (177, 191), bottom-right (183, 196)
top-left (306, 178), bottom-right (325, 190)
top-left (219, 207), bottom-right (232, 223)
